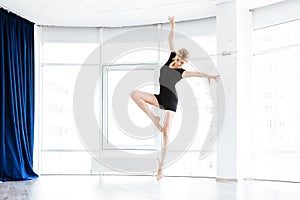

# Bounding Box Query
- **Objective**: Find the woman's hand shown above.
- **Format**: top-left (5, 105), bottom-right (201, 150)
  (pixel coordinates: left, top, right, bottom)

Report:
top-left (208, 75), bottom-right (220, 84)
top-left (168, 16), bottom-right (175, 27)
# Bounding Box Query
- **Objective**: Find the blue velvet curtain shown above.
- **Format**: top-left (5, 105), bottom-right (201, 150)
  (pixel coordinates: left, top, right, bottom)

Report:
top-left (0, 8), bottom-right (38, 181)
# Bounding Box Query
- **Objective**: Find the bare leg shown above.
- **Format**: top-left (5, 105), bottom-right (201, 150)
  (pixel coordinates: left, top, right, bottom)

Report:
top-left (156, 110), bottom-right (174, 181)
top-left (130, 90), bottom-right (163, 131)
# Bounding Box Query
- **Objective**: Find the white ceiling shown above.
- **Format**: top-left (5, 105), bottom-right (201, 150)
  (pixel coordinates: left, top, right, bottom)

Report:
top-left (0, 0), bottom-right (286, 27)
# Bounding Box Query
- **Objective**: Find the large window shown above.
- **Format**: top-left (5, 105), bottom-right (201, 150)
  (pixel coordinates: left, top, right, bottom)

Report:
top-left (40, 24), bottom-right (217, 176)
top-left (252, 19), bottom-right (300, 182)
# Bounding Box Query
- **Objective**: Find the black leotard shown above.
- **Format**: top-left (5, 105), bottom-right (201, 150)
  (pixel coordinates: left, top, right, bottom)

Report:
top-left (154, 52), bottom-right (185, 112)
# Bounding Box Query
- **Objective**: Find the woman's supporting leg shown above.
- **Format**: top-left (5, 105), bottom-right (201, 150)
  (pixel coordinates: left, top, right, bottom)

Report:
top-left (130, 90), bottom-right (163, 131)
top-left (156, 110), bottom-right (175, 180)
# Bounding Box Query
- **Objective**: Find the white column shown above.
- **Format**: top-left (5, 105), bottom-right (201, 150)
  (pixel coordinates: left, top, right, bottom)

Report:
top-left (236, 1), bottom-right (253, 180)
top-left (216, 0), bottom-right (253, 180)
top-left (34, 25), bottom-right (42, 174)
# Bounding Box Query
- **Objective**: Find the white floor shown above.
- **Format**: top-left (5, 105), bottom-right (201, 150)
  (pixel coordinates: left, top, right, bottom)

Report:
top-left (1, 175), bottom-right (300, 200)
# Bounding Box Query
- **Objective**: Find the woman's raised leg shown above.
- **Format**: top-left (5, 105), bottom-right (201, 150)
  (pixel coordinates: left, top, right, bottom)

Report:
top-left (130, 90), bottom-right (163, 131)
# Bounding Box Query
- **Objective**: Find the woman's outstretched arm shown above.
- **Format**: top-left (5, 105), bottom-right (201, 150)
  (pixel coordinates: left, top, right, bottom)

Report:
top-left (168, 16), bottom-right (175, 52)
top-left (182, 71), bottom-right (220, 84)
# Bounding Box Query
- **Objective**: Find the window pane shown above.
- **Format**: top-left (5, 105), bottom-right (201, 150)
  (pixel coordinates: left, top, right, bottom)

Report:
top-left (186, 78), bottom-right (213, 150)
top-left (43, 42), bottom-right (99, 64)
top-left (191, 35), bottom-right (217, 56)
top-left (42, 65), bottom-right (84, 150)
top-left (106, 49), bottom-right (158, 65)
top-left (253, 47), bottom-right (300, 152)
top-left (253, 20), bottom-right (300, 52)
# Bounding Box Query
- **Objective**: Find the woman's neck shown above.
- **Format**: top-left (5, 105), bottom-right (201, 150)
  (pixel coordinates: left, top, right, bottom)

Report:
top-left (169, 62), bottom-right (181, 69)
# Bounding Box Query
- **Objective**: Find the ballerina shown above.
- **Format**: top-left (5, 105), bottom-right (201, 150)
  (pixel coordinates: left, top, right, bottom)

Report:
top-left (130, 16), bottom-right (220, 180)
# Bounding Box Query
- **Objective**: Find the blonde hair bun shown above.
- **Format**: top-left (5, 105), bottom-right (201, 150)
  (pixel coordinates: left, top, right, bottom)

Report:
top-left (177, 48), bottom-right (189, 60)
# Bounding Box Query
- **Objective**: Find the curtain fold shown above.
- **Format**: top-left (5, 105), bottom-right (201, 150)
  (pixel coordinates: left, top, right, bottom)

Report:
top-left (0, 8), bottom-right (38, 181)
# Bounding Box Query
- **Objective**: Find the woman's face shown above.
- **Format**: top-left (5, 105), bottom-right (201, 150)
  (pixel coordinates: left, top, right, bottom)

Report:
top-left (174, 56), bottom-right (186, 68)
